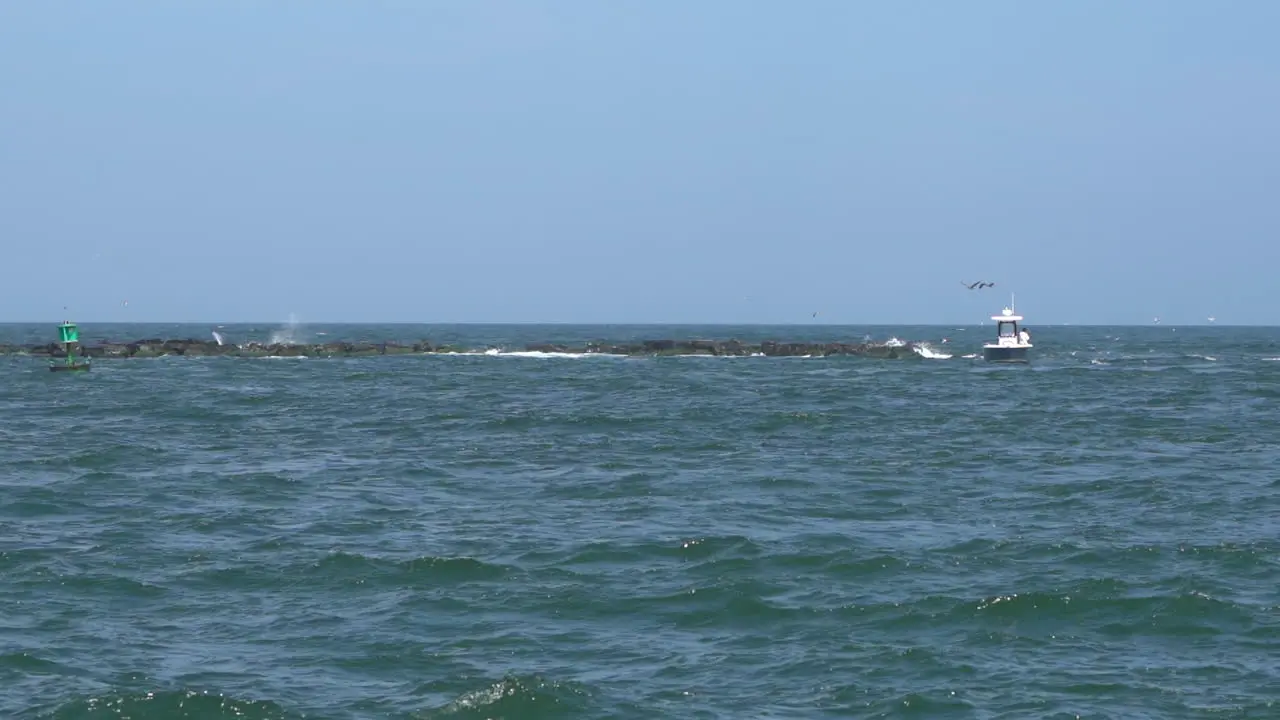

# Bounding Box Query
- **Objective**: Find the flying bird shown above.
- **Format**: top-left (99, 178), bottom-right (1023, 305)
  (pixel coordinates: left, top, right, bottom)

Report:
top-left (962, 281), bottom-right (995, 289)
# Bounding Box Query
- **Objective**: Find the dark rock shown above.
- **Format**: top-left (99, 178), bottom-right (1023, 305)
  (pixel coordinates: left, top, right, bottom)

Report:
top-left (2, 336), bottom-right (933, 361)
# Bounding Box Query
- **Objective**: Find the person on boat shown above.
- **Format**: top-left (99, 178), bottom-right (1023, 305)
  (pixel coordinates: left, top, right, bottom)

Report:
top-left (1018, 327), bottom-right (1031, 344)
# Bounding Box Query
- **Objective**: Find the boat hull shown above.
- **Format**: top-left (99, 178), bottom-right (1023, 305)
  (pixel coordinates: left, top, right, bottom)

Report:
top-left (982, 345), bottom-right (1029, 364)
top-left (49, 362), bottom-right (91, 372)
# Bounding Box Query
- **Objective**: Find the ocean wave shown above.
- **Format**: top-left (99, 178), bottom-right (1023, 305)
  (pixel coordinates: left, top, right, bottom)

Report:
top-left (311, 551), bottom-right (513, 585)
top-left (486, 412), bottom-right (657, 432)
top-left (817, 583), bottom-right (1271, 642)
top-left (413, 674), bottom-right (592, 718)
top-left (0, 651), bottom-right (68, 674)
top-left (554, 534), bottom-right (765, 568)
top-left (28, 690), bottom-right (300, 719)
top-left (858, 691), bottom-right (977, 716)
top-left (548, 569), bottom-right (1277, 642)
top-left (176, 552), bottom-right (513, 593)
top-left (912, 342), bottom-right (953, 359)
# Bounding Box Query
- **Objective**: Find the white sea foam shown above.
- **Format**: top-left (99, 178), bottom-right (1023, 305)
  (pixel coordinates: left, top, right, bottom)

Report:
top-left (476, 349), bottom-right (619, 359)
top-left (269, 313), bottom-right (304, 345)
top-left (912, 343), bottom-right (952, 360)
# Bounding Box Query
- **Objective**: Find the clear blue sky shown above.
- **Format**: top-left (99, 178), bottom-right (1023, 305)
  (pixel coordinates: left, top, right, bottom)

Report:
top-left (2, 1), bottom-right (1277, 325)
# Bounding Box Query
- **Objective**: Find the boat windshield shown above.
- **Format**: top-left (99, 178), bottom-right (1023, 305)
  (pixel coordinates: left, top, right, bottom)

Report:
top-left (999, 323), bottom-right (1017, 337)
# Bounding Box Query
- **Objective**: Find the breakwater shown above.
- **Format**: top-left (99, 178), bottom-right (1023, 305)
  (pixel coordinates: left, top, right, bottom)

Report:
top-left (1, 337), bottom-right (937, 359)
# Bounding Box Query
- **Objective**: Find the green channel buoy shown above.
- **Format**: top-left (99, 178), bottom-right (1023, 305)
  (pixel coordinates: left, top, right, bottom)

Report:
top-left (50, 321), bottom-right (91, 372)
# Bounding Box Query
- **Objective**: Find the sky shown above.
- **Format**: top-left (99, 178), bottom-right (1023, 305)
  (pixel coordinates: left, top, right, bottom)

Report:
top-left (2, 1), bottom-right (1278, 325)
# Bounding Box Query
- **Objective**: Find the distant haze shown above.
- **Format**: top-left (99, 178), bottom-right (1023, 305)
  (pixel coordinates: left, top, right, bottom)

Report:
top-left (2, 1), bottom-right (1277, 325)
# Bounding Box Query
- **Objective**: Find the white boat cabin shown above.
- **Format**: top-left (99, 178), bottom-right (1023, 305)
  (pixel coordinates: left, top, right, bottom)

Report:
top-left (987, 308), bottom-right (1031, 347)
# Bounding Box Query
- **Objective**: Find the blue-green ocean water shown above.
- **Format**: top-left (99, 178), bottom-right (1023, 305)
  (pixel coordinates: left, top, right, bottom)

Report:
top-left (2, 322), bottom-right (1278, 719)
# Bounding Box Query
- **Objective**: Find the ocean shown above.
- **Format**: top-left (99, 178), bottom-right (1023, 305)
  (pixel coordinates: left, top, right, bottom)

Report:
top-left (2, 322), bottom-right (1278, 719)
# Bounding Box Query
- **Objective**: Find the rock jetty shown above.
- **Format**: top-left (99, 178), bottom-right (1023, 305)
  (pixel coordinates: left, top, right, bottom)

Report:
top-left (0, 337), bottom-right (933, 360)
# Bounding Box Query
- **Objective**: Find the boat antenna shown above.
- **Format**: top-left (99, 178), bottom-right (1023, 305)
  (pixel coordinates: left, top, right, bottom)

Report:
top-left (1011, 292), bottom-right (1016, 314)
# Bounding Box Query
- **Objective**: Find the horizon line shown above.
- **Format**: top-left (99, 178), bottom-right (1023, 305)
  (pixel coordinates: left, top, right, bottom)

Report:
top-left (0, 319), bottom-right (1263, 328)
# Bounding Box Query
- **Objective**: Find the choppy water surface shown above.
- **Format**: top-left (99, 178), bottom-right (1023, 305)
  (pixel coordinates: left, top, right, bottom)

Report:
top-left (2, 323), bottom-right (1278, 719)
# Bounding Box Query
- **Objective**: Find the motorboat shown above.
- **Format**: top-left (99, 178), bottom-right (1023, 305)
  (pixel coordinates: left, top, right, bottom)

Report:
top-left (982, 305), bottom-right (1031, 363)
